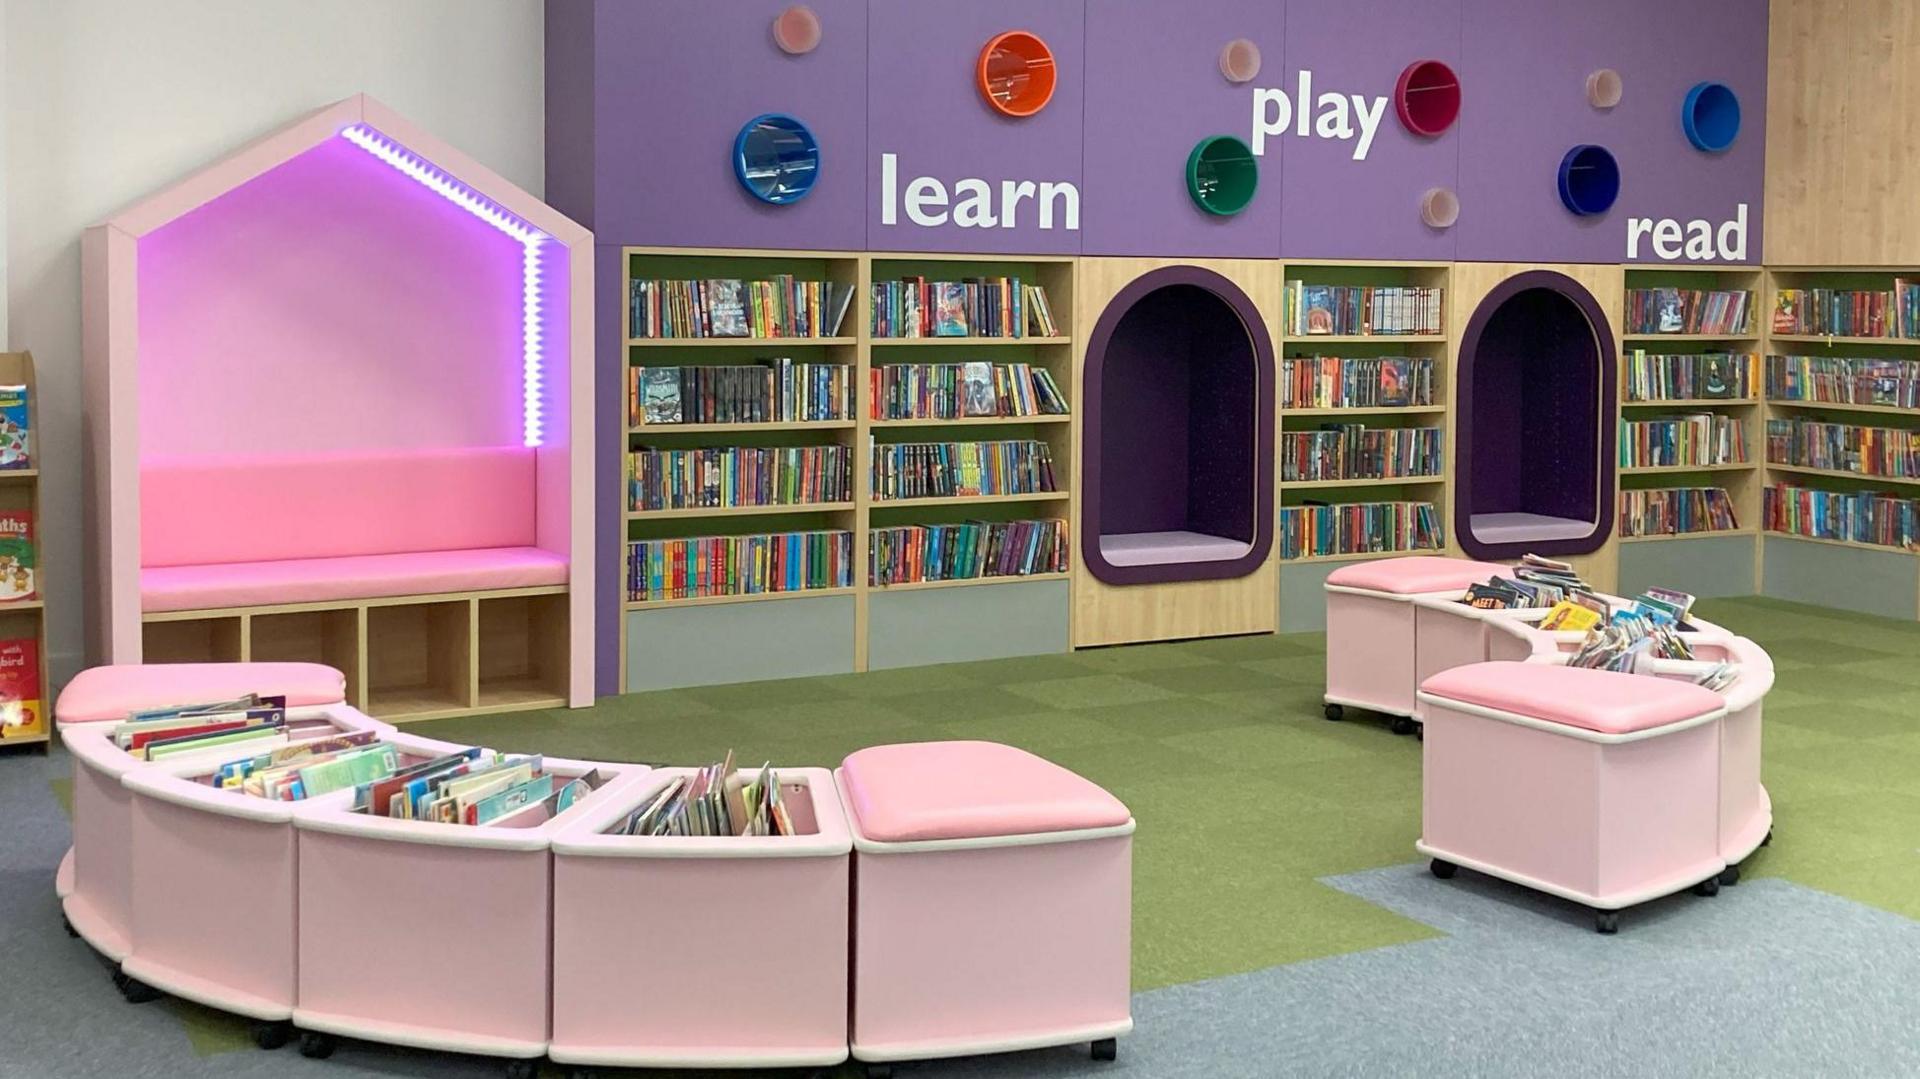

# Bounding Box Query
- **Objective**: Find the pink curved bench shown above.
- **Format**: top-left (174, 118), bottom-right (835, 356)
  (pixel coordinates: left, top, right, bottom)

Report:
top-left (1324, 556), bottom-right (1506, 731)
top-left (1416, 661), bottom-right (1728, 933)
top-left (56, 662), bottom-right (346, 727)
top-left (836, 741), bottom-right (1134, 1069)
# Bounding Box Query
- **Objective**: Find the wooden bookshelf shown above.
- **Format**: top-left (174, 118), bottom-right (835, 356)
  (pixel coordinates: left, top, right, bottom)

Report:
top-left (617, 249), bottom-right (1079, 691)
top-left (0, 353), bottom-right (46, 751)
top-left (1619, 462), bottom-right (1756, 475)
top-left (1282, 405), bottom-right (1448, 417)
top-left (1765, 463), bottom-right (1920, 487)
top-left (1623, 334), bottom-right (1762, 343)
top-left (1283, 476), bottom-right (1446, 490)
top-left (1619, 528), bottom-right (1756, 543)
top-left (1622, 397), bottom-right (1760, 408)
top-left (1769, 334), bottom-right (1920, 347)
top-left (1767, 399), bottom-right (1920, 417)
top-left (1761, 530), bottom-right (1917, 556)
top-left (1283, 547), bottom-right (1445, 565)
top-left (1281, 333), bottom-right (1448, 345)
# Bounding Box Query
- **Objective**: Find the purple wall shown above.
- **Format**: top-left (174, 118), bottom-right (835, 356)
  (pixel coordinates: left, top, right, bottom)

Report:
top-left (551, 0), bottom-right (1767, 264)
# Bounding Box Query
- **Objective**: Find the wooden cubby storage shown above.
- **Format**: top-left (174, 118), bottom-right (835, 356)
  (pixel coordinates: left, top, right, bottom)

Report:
top-left (142, 615), bottom-right (246, 665)
top-left (365, 599), bottom-right (472, 722)
top-left (477, 592), bottom-right (570, 711)
top-left (248, 608), bottom-right (362, 696)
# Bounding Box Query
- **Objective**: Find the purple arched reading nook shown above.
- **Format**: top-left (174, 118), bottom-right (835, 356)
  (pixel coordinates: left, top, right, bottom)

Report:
top-left (1081, 265), bottom-right (1275, 586)
top-left (1453, 270), bottom-right (1618, 561)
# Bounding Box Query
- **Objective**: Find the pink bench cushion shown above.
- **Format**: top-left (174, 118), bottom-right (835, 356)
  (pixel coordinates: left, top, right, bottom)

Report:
top-left (142, 547), bottom-right (567, 612)
top-left (1326, 555), bottom-right (1508, 595)
top-left (840, 740), bottom-right (1131, 843)
top-left (141, 447), bottom-right (537, 567)
top-left (1420, 661), bottom-right (1724, 735)
top-left (56, 662), bottom-right (346, 725)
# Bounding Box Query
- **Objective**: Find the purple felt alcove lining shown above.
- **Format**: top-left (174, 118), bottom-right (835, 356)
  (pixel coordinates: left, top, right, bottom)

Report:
top-left (1453, 270), bottom-right (1618, 561)
top-left (1081, 266), bottom-right (1275, 586)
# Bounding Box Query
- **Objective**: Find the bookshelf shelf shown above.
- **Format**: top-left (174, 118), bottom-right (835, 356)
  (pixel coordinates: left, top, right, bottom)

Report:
top-left (1282, 334), bottom-right (1448, 345)
top-left (1619, 528), bottom-right (1756, 543)
top-left (1622, 334), bottom-right (1761, 343)
top-left (1282, 476), bottom-right (1446, 490)
top-left (1622, 398), bottom-right (1759, 408)
top-left (870, 337), bottom-right (1072, 347)
top-left (1765, 463), bottom-right (1920, 487)
top-left (870, 491), bottom-right (1070, 509)
top-left (1281, 547), bottom-right (1445, 565)
top-left (1619, 463), bottom-right (1755, 475)
top-left (624, 502), bottom-right (856, 520)
top-left (1769, 334), bottom-right (1920, 347)
top-left (626, 336), bottom-right (859, 348)
top-left (1281, 405), bottom-right (1448, 417)
top-left (1766, 399), bottom-right (1920, 417)
top-left (1762, 530), bottom-right (1917, 556)
top-left (869, 415), bottom-right (1071, 428)
top-left (870, 571), bottom-right (1072, 593)
top-left (0, 469), bottom-right (37, 481)
top-left (628, 420), bottom-right (856, 434)
top-left (624, 586), bottom-right (858, 611)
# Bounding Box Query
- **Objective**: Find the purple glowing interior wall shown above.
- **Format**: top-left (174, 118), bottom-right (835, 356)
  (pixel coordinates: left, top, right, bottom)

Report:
top-left (1465, 289), bottom-right (1600, 524)
top-left (136, 136), bottom-right (527, 461)
top-left (1097, 285), bottom-right (1256, 542)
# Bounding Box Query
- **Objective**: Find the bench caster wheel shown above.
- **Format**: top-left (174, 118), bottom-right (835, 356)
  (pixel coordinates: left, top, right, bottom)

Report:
top-left (113, 970), bottom-right (160, 1004)
top-left (505, 1059), bottom-right (538, 1079)
top-left (866, 1064), bottom-right (894, 1079)
top-left (298, 1031), bottom-right (336, 1059)
top-left (62, 915), bottom-right (78, 939)
top-left (250, 1019), bottom-right (292, 1050)
top-left (1762, 829), bottom-right (1772, 847)
top-left (1429, 858), bottom-right (1458, 880)
top-left (1391, 716), bottom-right (1417, 736)
top-left (568, 1068), bottom-right (598, 1079)
top-left (1595, 910), bottom-right (1619, 935)
top-left (1323, 703), bottom-right (1344, 722)
top-left (1414, 723), bottom-right (1424, 742)
top-left (1719, 864), bottom-right (1741, 887)
top-left (1692, 877), bottom-right (1720, 898)
top-left (1092, 1037), bottom-right (1118, 1062)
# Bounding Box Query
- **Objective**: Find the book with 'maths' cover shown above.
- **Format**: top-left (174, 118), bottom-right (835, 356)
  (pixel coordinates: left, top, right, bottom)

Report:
top-left (0, 510), bottom-right (34, 602)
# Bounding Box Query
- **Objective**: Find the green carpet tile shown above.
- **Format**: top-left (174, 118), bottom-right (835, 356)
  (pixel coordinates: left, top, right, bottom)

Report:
top-left (402, 595), bottom-right (1920, 993)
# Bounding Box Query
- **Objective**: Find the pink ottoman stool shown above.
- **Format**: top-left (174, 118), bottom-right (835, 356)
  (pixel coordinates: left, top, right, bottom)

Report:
top-left (835, 741), bottom-right (1134, 1078)
top-left (549, 767), bottom-right (851, 1070)
top-left (1416, 661), bottom-right (1728, 933)
top-left (1324, 556), bottom-right (1506, 734)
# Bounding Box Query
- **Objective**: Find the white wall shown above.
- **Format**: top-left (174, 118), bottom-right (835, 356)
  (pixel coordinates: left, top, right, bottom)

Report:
top-left (3, 0), bottom-right (545, 684)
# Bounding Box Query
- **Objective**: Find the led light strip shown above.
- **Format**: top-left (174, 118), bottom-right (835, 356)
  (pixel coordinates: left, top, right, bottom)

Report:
top-left (341, 123), bottom-right (549, 447)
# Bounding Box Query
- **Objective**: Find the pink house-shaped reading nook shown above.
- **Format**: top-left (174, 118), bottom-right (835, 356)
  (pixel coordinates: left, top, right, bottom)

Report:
top-left (82, 94), bottom-right (594, 719)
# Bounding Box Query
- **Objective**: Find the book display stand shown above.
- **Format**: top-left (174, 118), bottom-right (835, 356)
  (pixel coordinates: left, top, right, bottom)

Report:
top-left (0, 353), bottom-right (48, 750)
top-left (82, 95), bottom-right (595, 722)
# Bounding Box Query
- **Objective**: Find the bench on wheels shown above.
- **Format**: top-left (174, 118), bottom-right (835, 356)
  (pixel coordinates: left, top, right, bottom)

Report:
top-left (836, 741), bottom-right (1135, 1078)
top-left (1323, 556), bottom-right (1506, 735)
top-left (1416, 661), bottom-right (1728, 934)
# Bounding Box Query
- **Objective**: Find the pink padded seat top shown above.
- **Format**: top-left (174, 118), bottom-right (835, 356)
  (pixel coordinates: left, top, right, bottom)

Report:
top-left (840, 740), bottom-right (1132, 842)
top-left (1420, 661), bottom-right (1723, 735)
top-left (141, 547), bottom-right (567, 612)
top-left (56, 662), bottom-right (346, 725)
top-left (1325, 555), bottom-right (1507, 595)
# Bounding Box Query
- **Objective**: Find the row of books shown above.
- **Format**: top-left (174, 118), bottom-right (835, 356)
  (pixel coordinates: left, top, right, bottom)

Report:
top-left (870, 362), bottom-right (1069, 420)
top-left (869, 518), bottom-right (1069, 586)
top-left (627, 445), bottom-right (854, 512)
top-left (1622, 351), bottom-right (1757, 402)
top-left (1624, 288), bottom-right (1755, 336)
top-left (1771, 283), bottom-right (1920, 339)
top-left (1619, 413), bottom-right (1749, 468)
top-left (630, 361), bottom-right (853, 426)
top-left (1765, 418), bottom-right (1920, 479)
top-left (626, 530), bottom-right (854, 603)
top-left (1284, 282), bottom-right (1445, 337)
top-left (613, 755), bottom-right (793, 837)
top-left (1765, 354), bottom-right (1920, 409)
top-left (109, 692), bottom-right (291, 762)
top-left (1280, 355), bottom-right (1436, 410)
top-left (628, 276), bottom-right (855, 339)
top-left (1763, 482), bottom-right (1920, 550)
top-left (1459, 554), bottom-right (1594, 612)
top-left (1279, 424), bottom-right (1443, 483)
top-left (870, 440), bottom-right (1058, 501)
top-left (869, 277), bottom-right (1060, 339)
top-left (353, 747), bottom-right (599, 826)
top-left (1276, 501), bottom-right (1443, 560)
top-left (1567, 605), bottom-right (1705, 673)
top-left (1618, 486), bottom-right (1741, 537)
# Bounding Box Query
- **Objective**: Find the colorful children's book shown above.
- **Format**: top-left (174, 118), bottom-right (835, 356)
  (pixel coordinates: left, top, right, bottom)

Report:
top-left (0, 385), bottom-right (29, 470)
top-left (0, 636), bottom-right (41, 739)
top-left (641, 368), bottom-right (683, 424)
top-left (934, 284), bottom-right (970, 336)
top-left (961, 362), bottom-right (997, 417)
top-left (706, 279), bottom-right (749, 337)
top-left (0, 510), bottom-right (36, 602)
